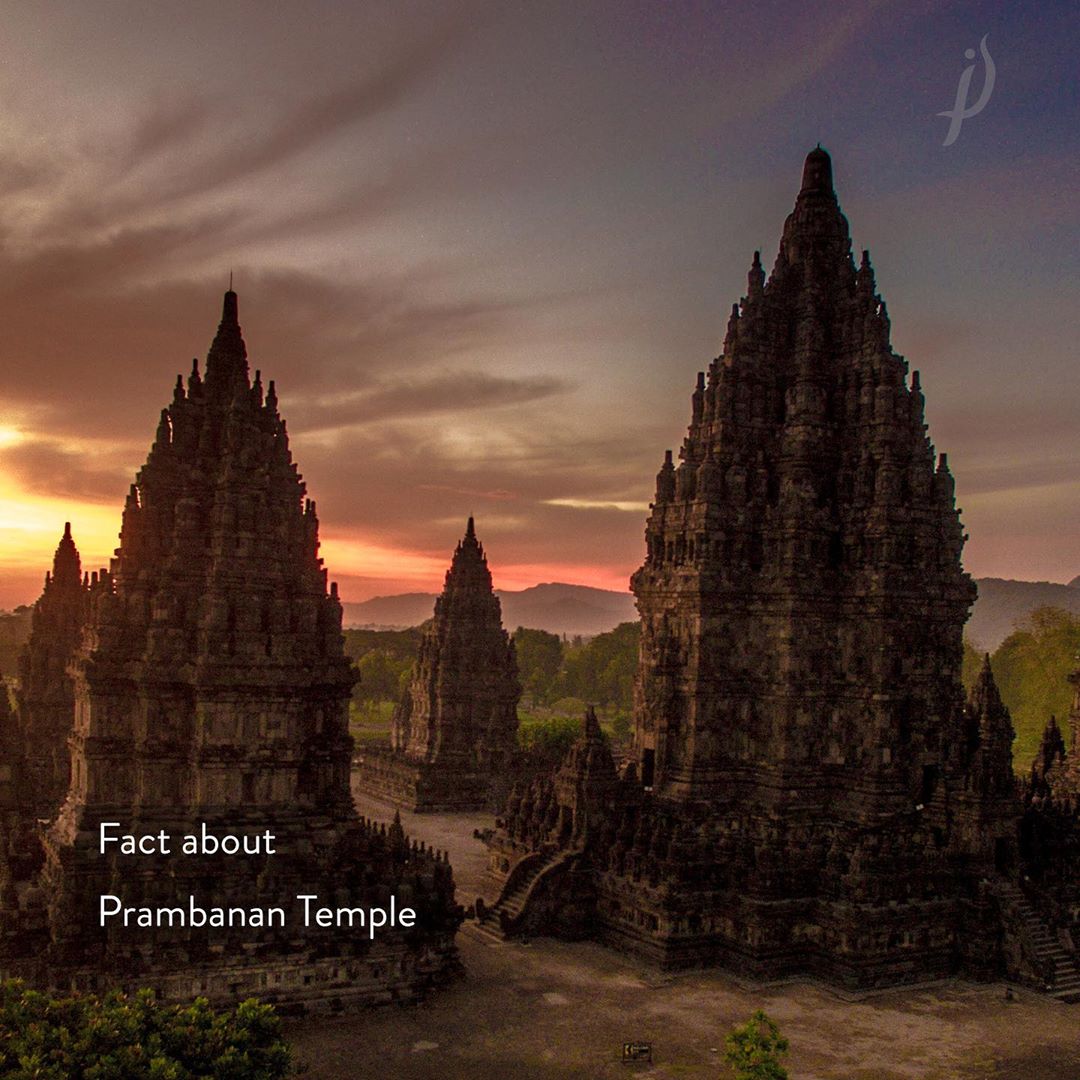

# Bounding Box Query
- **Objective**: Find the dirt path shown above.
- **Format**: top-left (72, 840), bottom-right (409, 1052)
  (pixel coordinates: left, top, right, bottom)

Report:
top-left (286, 795), bottom-right (1080, 1079)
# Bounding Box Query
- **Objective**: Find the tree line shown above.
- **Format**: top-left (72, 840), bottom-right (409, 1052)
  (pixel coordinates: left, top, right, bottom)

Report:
top-left (2, 605), bottom-right (1076, 773)
top-left (963, 606), bottom-right (1080, 771)
top-left (343, 607), bottom-right (1079, 773)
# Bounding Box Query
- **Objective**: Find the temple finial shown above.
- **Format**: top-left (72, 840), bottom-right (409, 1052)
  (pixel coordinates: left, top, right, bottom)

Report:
top-left (748, 249), bottom-right (765, 296)
top-left (222, 287), bottom-right (238, 325)
top-left (205, 285), bottom-right (248, 399)
top-left (800, 145), bottom-right (833, 194)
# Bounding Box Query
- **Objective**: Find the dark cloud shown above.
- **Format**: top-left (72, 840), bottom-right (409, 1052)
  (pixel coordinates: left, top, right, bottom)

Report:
top-left (122, 98), bottom-right (215, 169)
top-left (0, 236), bottom-right (549, 436)
top-left (957, 460), bottom-right (1079, 499)
top-left (289, 370), bottom-right (571, 431)
top-left (171, 29), bottom-right (452, 200)
top-left (0, 152), bottom-right (58, 199)
top-left (35, 17), bottom-right (474, 238)
top-left (294, 419), bottom-right (661, 557)
top-left (0, 14), bottom-right (558, 445)
top-left (0, 439), bottom-right (136, 504)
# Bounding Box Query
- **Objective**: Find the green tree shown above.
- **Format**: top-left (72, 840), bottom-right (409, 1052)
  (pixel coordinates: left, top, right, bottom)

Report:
top-left (354, 650), bottom-right (413, 707)
top-left (512, 627), bottom-right (564, 707)
top-left (610, 709), bottom-right (632, 743)
top-left (342, 626), bottom-right (421, 670)
top-left (557, 622), bottom-right (639, 709)
top-left (342, 627), bottom-right (421, 717)
top-left (517, 712), bottom-right (582, 764)
top-left (724, 1010), bottom-right (789, 1080)
top-left (961, 636), bottom-right (983, 694)
top-left (990, 607), bottom-right (1080, 771)
top-left (0, 980), bottom-right (291, 1079)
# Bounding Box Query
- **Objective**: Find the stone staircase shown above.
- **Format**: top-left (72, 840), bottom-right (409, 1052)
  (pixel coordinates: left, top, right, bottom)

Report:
top-left (465, 853), bottom-right (560, 944)
top-left (996, 881), bottom-right (1080, 1002)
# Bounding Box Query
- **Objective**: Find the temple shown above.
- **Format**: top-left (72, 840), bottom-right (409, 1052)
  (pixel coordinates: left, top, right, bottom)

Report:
top-left (354, 518), bottom-right (521, 811)
top-left (1037, 666), bottom-right (1080, 797)
top-left (480, 148), bottom-right (1069, 993)
top-left (16, 524), bottom-right (88, 823)
top-left (0, 291), bottom-right (462, 1007)
top-left (0, 669), bottom-right (18, 855)
top-left (0, 525), bottom-right (87, 884)
top-left (1017, 663), bottom-right (1080, 1000)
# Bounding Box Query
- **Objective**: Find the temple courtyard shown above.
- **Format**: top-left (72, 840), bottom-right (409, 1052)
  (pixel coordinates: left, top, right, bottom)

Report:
top-left (285, 792), bottom-right (1080, 1080)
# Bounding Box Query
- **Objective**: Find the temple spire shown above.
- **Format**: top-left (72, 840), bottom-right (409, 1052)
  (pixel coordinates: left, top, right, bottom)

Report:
top-left (51, 522), bottom-right (82, 589)
top-left (779, 145), bottom-right (850, 266)
top-left (204, 289), bottom-right (249, 401)
top-left (222, 288), bottom-right (238, 326)
top-left (583, 704), bottom-right (602, 741)
top-left (0, 286), bottom-right (463, 1004)
top-left (448, 516), bottom-right (489, 587)
top-left (376, 518), bottom-right (520, 808)
top-left (971, 653), bottom-right (1005, 712)
top-left (13, 522), bottom-right (88, 821)
top-left (747, 250), bottom-right (765, 297)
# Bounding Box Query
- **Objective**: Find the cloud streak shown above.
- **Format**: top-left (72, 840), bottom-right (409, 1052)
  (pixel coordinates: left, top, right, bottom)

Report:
top-left (0, 438), bottom-right (136, 504)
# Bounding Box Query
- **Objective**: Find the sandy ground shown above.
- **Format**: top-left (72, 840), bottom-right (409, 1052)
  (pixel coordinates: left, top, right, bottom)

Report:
top-left (285, 794), bottom-right (1080, 1079)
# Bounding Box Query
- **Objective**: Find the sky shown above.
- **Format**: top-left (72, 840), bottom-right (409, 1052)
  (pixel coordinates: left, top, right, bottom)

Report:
top-left (0, 0), bottom-right (1076, 608)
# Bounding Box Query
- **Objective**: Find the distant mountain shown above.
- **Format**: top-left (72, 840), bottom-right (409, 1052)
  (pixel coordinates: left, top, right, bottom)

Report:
top-left (342, 582), bottom-right (637, 638)
top-left (968, 577), bottom-right (1080, 651)
top-left (498, 583), bottom-right (638, 637)
top-left (344, 576), bottom-right (1080, 648)
top-left (341, 592), bottom-right (441, 630)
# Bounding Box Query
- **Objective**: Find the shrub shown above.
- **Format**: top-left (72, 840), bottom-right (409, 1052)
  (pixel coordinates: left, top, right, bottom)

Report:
top-left (0, 980), bottom-right (291, 1079)
top-left (517, 713), bottom-right (583, 762)
top-left (724, 1009), bottom-right (789, 1080)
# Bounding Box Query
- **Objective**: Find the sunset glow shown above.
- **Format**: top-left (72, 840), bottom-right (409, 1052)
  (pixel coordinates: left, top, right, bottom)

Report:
top-left (0, 4), bottom-right (1075, 613)
top-left (0, 488), bottom-right (118, 606)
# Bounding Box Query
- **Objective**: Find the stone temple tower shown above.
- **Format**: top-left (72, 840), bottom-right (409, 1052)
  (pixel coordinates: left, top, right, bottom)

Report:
top-left (632, 145), bottom-right (977, 812)
top-left (486, 148), bottom-right (1021, 988)
top-left (356, 517), bottom-right (520, 811)
top-left (16, 523), bottom-right (88, 823)
top-left (0, 291), bottom-right (461, 1005)
top-left (393, 517), bottom-right (520, 769)
top-left (0, 669), bottom-right (18, 844)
